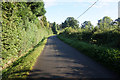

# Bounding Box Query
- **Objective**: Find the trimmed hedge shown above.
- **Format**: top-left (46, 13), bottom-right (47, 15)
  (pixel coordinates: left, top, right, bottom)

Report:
top-left (2, 2), bottom-right (52, 69)
top-left (2, 37), bottom-right (48, 80)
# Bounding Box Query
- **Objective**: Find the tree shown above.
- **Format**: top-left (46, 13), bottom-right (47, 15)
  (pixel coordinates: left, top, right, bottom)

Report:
top-left (62, 17), bottom-right (79, 29)
top-left (81, 21), bottom-right (94, 30)
top-left (52, 22), bottom-right (57, 34)
top-left (115, 18), bottom-right (120, 26)
top-left (98, 16), bottom-right (113, 30)
top-left (27, 2), bottom-right (46, 17)
top-left (61, 21), bottom-right (69, 28)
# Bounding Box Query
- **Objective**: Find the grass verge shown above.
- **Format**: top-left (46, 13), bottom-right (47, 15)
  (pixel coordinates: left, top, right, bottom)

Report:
top-left (57, 35), bottom-right (120, 75)
top-left (2, 37), bottom-right (48, 80)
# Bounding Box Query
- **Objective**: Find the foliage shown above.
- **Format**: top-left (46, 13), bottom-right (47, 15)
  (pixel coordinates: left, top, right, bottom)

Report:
top-left (60, 16), bottom-right (120, 50)
top-left (62, 27), bottom-right (120, 49)
top-left (27, 2), bottom-right (46, 17)
top-left (58, 16), bottom-right (120, 74)
top-left (48, 22), bottom-right (60, 34)
top-left (81, 21), bottom-right (94, 31)
top-left (51, 22), bottom-right (58, 34)
top-left (2, 38), bottom-right (48, 80)
top-left (62, 17), bottom-right (79, 29)
top-left (98, 16), bottom-right (113, 30)
top-left (58, 35), bottom-right (120, 74)
top-left (2, 2), bottom-right (52, 69)
top-left (41, 16), bottom-right (48, 27)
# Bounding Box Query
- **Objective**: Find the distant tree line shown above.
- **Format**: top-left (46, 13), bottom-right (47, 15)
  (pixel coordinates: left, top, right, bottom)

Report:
top-left (60, 16), bottom-right (120, 30)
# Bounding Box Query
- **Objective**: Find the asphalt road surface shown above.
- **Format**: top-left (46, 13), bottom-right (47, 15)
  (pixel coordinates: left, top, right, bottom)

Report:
top-left (27, 36), bottom-right (119, 80)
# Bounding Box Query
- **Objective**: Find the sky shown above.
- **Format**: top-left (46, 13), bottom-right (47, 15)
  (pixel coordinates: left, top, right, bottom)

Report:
top-left (43, 0), bottom-right (119, 26)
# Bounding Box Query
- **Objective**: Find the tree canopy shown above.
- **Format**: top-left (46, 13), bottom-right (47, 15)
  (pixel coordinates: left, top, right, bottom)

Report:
top-left (62, 17), bottom-right (79, 29)
top-left (27, 2), bottom-right (46, 17)
top-left (98, 16), bottom-right (113, 30)
top-left (81, 21), bottom-right (94, 30)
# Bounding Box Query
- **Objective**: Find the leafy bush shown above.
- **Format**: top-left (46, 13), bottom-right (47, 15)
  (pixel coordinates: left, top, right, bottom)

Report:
top-left (2, 2), bottom-right (52, 69)
top-left (58, 20), bottom-right (120, 73)
top-left (61, 27), bottom-right (120, 50)
top-left (58, 35), bottom-right (120, 74)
